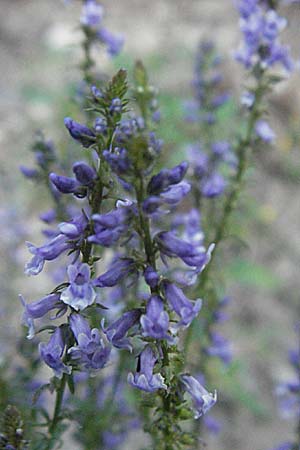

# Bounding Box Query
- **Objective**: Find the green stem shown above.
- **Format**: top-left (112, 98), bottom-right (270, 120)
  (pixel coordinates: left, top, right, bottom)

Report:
top-left (47, 374), bottom-right (67, 449)
top-left (135, 173), bottom-right (183, 450)
top-left (135, 176), bottom-right (156, 269)
top-left (184, 74), bottom-right (266, 355)
top-left (82, 31), bottom-right (94, 85)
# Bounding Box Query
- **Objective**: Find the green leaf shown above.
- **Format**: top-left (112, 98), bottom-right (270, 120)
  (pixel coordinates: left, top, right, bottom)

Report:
top-left (107, 68), bottom-right (128, 100)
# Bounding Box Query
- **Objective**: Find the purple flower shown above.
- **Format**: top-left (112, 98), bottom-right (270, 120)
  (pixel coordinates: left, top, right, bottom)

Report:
top-left (142, 196), bottom-right (162, 215)
top-left (276, 380), bottom-right (300, 419)
top-left (203, 415), bottom-right (222, 435)
top-left (68, 314), bottom-right (111, 370)
top-left (148, 131), bottom-right (163, 155)
top-left (103, 431), bottom-right (126, 449)
top-left (212, 296), bottom-right (231, 323)
top-left (255, 120), bottom-right (276, 143)
top-left (144, 266), bottom-right (159, 289)
top-left (270, 444), bottom-right (293, 450)
top-left (186, 145), bottom-right (209, 178)
top-left (236, 1), bottom-right (293, 72)
top-left (241, 91), bottom-right (255, 108)
top-left (72, 161), bottom-right (96, 186)
top-left (49, 173), bottom-right (82, 196)
top-left (174, 208), bottom-right (203, 242)
top-left (205, 332), bottom-right (233, 365)
top-left (211, 92), bottom-right (230, 108)
top-left (180, 374), bottom-right (217, 418)
top-left (97, 28), bottom-right (124, 56)
top-left (143, 181), bottom-right (191, 215)
top-left (140, 296), bottom-right (170, 340)
top-left (102, 309), bottom-right (141, 351)
top-left (64, 117), bottom-right (96, 148)
top-left (147, 162), bottom-right (188, 195)
top-left (80, 0), bottom-right (103, 28)
top-left (93, 258), bottom-right (137, 288)
top-left (289, 349), bottom-right (300, 369)
top-left (50, 162), bottom-right (96, 197)
top-left (39, 209), bottom-right (56, 224)
top-left (238, 0), bottom-right (258, 19)
top-left (115, 117), bottom-right (145, 142)
top-left (58, 213), bottom-right (88, 240)
top-left (25, 234), bottom-right (71, 276)
top-left (128, 346), bottom-right (167, 392)
top-left (211, 141), bottom-right (231, 158)
top-left (89, 203), bottom-right (134, 247)
top-left (94, 116), bottom-right (107, 134)
top-left (61, 263), bottom-right (96, 311)
top-left (202, 172), bottom-right (226, 198)
top-left (263, 10), bottom-right (287, 41)
top-left (20, 166), bottom-right (39, 179)
top-left (103, 148), bottom-right (132, 176)
top-left (162, 281), bottom-right (202, 328)
top-left (19, 293), bottom-right (66, 339)
top-left (152, 110), bottom-right (161, 122)
top-left (155, 231), bottom-right (213, 270)
top-left (39, 328), bottom-right (71, 379)
top-left (159, 181), bottom-right (191, 205)
top-left (109, 98), bottom-right (123, 115)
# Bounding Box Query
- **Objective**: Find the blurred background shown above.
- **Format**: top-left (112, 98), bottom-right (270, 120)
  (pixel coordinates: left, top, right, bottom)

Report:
top-left (1, 1), bottom-right (300, 449)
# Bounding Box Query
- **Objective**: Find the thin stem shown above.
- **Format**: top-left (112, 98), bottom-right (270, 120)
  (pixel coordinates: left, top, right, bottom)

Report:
top-left (184, 74), bottom-right (266, 354)
top-left (134, 173), bottom-right (184, 450)
top-left (135, 175), bottom-right (156, 269)
top-left (46, 374), bottom-right (67, 449)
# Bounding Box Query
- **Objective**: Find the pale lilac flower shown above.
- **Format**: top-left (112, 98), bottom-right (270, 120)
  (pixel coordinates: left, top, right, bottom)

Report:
top-left (181, 374), bottom-right (217, 418)
top-left (20, 166), bottom-right (39, 179)
top-left (162, 281), bottom-right (202, 328)
top-left (80, 0), bottom-right (103, 28)
top-left (68, 314), bottom-right (111, 370)
top-left (25, 234), bottom-right (71, 276)
top-left (140, 295), bottom-right (170, 340)
top-left (61, 263), bottom-right (96, 311)
top-left (241, 91), bottom-right (255, 108)
top-left (155, 231), bottom-right (212, 270)
top-left (255, 119), bottom-right (276, 143)
top-left (128, 346), bottom-right (167, 392)
top-left (93, 258), bottom-right (137, 288)
top-left (102, 309), bottom-right (141, 351)
top-left (202, 172), bottom-right (226, 198)
top-left (89, 204), bottom-right (134, 247)
top-left (19, 293), bottom-right (66, 339)
top-left (39, 328), bottom-right (71, 379)
top-left (205, 332), bottom-right (233, 365)
top-left (97, 28), bottom-right (124, 56)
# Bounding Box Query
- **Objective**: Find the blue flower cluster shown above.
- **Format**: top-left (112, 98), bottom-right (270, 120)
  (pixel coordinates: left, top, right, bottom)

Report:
top-left (80, 0), bottom-right (124, 56)
top-left (184, 41), bottom-right (236, 201)
top-left (185, 41), bottom-right (230, 126)
top-left (20, 65), bottom-right (216, 445)
top-left (14, 0), bottom-right (297, 448)
top-left (236, 0), bottom-right (297, 146)
top-left (236, 0), bottom-right (293, 71)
